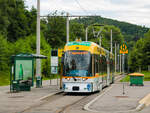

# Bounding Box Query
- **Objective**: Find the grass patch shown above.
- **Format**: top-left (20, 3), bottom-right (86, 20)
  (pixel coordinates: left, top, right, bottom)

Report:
top-left (142, 71), bottom-right (150, 81)
top-left (42, 74), bottom-right (60, 80)
top-left (0, 71), bottom-right (60, 86)
top-left (0, 71), bottom-right (10, 86)
top-left (120, 71), bottom-right (150, 82)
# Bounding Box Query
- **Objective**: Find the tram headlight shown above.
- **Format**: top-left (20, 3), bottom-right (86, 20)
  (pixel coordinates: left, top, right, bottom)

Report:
top-left (67, 78), bottom-right (70, 81)
top-left (82, 78), bottom-right (88, 81)
top-left (65, 78), bottom-right (70, 81)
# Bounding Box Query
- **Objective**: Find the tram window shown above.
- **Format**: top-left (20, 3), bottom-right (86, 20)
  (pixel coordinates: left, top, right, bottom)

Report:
top-left (97, 55), bottom-right (101, 73)
top-left (95, 55), bottom-right (99, 73)
top-left (91, 55), bottom-right (94, 76)
top-left (97, 55), bottom-right (99, 73)
top-left (99, 55), bottom-right (102, 74)
top-left (110, 59), bottom-right (112, 74)
top-left (94, 55), bottom-right (96, 74)
top-left (88, 55), bottom-right (92, 75)
top-left (95, 55), bottom-right (97, 73)
top-left (102, 56), bottom-right (107, 74)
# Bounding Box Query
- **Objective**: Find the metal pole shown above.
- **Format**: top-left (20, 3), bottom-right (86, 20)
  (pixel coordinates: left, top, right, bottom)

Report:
top-left (122, 54), bottom-right (125, 95)
top-left (110, 29), bottom-right (112, 53)
top-left (86, 27), bottom-right (88, 41)
top-left (122, 54), bottom-right (124, 74)
top-left (120, 54), bottom-right (122, 74)
top-left (117, 44), bottom-right (120, 72)
top-left (115, 43), bottom-right (117, 74)
top-left (99, 35), bottom-right (102, 47)
top-left (36, 0), bottom-right (41, 88)
top-left (66, 13), bottom-right (69, 42)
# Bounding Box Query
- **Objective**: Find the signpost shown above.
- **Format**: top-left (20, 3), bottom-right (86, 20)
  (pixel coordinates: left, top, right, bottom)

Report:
top-left (51, 50), bottom-right (58, 74)
top-left (50, 50), bottom-right (59, 85)
top-left (120, 42), bottom-right (128, 95)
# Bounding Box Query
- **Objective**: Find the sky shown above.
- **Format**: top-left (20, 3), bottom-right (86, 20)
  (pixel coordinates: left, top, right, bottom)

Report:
top-left (25, 0), bottom-right (150, 27)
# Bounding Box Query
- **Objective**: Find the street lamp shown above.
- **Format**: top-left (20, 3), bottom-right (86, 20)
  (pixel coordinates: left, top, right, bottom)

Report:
top-left (85, 26), bottom-right (90, 41)
top-left (36, 0), bottom-right (41, 88)
top-left (66, 13), bottom-right (69, 43)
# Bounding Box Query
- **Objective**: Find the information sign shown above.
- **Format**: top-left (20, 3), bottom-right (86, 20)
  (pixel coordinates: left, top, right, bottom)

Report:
top-left (51, 57), bottom-right (58, 66)
top-left (120, 43), bottom-right (128, 54)
top-left (51, 66), bottom-right (58, 74)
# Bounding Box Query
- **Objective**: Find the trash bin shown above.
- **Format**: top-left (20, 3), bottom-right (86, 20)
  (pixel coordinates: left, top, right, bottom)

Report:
top-left (12, 80), bottom-right (20, 92)
top-left (129, 73), bottom-right (144, 86)
top-left (36, 76), bottom-right (42, 88)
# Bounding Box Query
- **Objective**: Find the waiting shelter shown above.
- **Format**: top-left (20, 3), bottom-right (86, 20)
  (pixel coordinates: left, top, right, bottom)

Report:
top-left (10, 53), bottom-right (47, 92)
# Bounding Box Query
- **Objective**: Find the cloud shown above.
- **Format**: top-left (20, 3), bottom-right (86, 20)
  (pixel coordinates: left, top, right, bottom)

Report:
top-left (25, 0), bottom-right (150, 27)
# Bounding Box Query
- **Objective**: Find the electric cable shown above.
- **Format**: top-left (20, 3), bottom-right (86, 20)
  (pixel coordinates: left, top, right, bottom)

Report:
top-left (74, 0), bottom-right (89, 15)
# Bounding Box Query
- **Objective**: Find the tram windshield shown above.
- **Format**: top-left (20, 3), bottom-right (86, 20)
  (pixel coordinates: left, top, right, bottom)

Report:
top-left (64, 50), bottom-right (91, 77)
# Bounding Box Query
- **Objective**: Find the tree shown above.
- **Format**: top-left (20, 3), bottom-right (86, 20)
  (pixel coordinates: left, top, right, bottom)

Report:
top-left (0, 35), bottom-right (13, 71)
top-left (70, 21), bottom-right (85, 41)
top-left (7, 0), bottom-right (29, 42)
top-left (13, 34), bottom-right (51, 76)
top-left (128, 30), bottom-right (150, 72)
top-left (44, 11), bottom-right (66, 48)
top-left (143, 30), bottom-right (150, 69)
top-left (0, 0), bottom-right (37, 42)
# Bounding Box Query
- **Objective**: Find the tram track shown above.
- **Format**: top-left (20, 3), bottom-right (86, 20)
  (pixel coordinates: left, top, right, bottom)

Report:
top-left (20, 91), bottom-right (65, 113)
top-left (55, 94), bottom-right (88, 113)
top-left (55, 75), bottom-right (123, 113)
top-left (56, 92), bottom-right (102, 113)
top-left (19, 75), bottom-right (123, 113)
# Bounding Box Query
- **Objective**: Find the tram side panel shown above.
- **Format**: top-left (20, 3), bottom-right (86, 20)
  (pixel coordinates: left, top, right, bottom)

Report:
top-left (110, 59), bottom-right (114, 83)
top-left (101, 55), bottom-right (107, 88)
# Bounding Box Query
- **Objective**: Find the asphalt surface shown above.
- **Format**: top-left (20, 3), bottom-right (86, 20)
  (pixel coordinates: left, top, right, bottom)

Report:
top-left (0, 79), bottom-right (60, 113)
top-left (89, 81), bottom-right (150, 113)
top-left (1, 79), bottom-right (150, 113)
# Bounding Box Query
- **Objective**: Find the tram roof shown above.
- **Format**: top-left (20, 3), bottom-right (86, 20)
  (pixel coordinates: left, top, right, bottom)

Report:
top-left (64, 41), bottom-right (113, 57)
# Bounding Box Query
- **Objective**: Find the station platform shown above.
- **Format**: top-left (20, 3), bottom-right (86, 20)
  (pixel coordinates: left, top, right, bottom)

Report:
top-left (86, 81), bottom-right (150, 113)
top-left (0, 79), bottom-right (60, 113)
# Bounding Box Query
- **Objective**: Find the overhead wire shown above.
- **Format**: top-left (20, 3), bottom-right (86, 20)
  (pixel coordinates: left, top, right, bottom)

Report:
top-left (74, 0), bottom-right (89, 15)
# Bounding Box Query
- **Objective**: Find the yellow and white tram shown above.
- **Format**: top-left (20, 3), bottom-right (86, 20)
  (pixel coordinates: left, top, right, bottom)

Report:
top-left (62, 41), bottom-right (114, 93)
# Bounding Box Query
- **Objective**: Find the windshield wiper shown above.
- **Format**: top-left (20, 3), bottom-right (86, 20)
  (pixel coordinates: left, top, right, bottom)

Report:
top-left (72, 76), bottom-right (77, 81)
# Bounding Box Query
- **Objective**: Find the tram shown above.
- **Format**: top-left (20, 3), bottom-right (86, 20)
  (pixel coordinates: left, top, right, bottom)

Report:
top-left (62, 41), bottom-right (114, 93)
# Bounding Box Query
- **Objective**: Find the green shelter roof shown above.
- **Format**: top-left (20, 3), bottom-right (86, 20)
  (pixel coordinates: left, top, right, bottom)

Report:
top-left (11, 53), bottom-right (47, 59)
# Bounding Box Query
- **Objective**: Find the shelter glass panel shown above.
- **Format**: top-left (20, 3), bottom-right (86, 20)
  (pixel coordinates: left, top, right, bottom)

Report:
top-left (15, 60), bottom-right (33, 81)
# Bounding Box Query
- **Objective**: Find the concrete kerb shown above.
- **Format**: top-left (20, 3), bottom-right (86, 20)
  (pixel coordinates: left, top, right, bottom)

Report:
top-left (135, 103), bottom-right (146, 111)
top-left (37, 91), bottom-right (63, 101)
top-left (136, 93), bottom-right (150, 111)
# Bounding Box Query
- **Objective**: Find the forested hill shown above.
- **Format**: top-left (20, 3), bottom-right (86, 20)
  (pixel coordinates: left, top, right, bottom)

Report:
top-left (73, 16), bottom-right (149, 42)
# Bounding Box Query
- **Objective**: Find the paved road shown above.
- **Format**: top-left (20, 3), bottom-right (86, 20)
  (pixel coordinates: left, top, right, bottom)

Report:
top-left (89, 82), bottom-right (150, 113)
top-left (0, 80), bottom-right (60, 113)
top-left (1, 79), bottom-right (150, 113)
